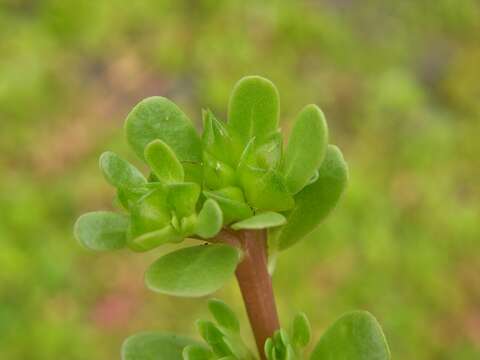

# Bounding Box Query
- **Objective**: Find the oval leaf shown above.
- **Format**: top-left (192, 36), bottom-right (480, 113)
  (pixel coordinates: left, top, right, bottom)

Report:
top-left (99, 151), bottom-right (147, 189)
top-left (291, 312), bottom-right (311, 348)
top-left (228, 76), bottom-right (280, 157)
top-left (276, 145), bottom-right (348, 250)
top-left (195, 199), bottom-right (223, 239)
top-left (74, 211), bottom-right (129, 251)
top-left (122, 331), bottom-right (200, 360)
top-left (282, 104), bottom-right (328, 194)
top-left (145, 139), bottom-right (184, 183)
top-left (309, 311), bottom-right (391, 360)
top-left (208, 298), bottom-right (240, 333)
top-left (125, 96), bottom-right (202, 162)
top-left (167, 182), bottom-right (201, 218)
top-left (231, 212), bottom-right (286, 230)
top-left (145, 244), bottom-right (240, 297)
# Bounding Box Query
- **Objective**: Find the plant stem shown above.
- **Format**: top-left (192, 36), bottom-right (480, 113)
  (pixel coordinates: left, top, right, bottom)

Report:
top-left (235, 229), bottom-right (280, 359)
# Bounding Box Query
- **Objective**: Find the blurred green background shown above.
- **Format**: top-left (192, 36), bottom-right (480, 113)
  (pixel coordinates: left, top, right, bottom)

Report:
top-left (1, 1), bottom-right (479, 359)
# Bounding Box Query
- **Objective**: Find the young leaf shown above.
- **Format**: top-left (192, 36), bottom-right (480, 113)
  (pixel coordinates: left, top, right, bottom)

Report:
top-left (208, 299), bottom-right (240, 333)
top-left (282, 104), bottom-right (328, 194)
top-left (128, 225), bottom-right (183, 252)
top-left (129, 187), bottom-right (171, 239)
top-left (203, 152), bottom-right (236, 190)
top-left (183, 344), bottom-right (214, 360)
top-left (291, 312), bottom-right (311, 348)
top-left (197, 320), bottom-right (233, 357)
top-left (145, 244), bottom-right (240, 297)
top-left (145, 139), bottom-right (184, 183)
top-left (309, 311), bottom-right (391, 360)
top-left (276, 145), bottom-right (348, 250)
top-left (203, 188), bottom-right (253, 225)
top-left (121, 331), bottom-right (201, 360)
top-left (74, 211), bottom-right (129, 251)
top-left (99, 151), bottom-right (147, 189)
top-left (195, 199), bottom-right (223, 239)
top-left (228, 76), bottom-right (280, 156)
top-left (231, 212), bottom-right (286, 230)
top-left (202, 109), bottom-right (234, 166)
top-left (167, 182), bottom-right (201, 218)
top-left (125, 96), bottom-right (202, 162)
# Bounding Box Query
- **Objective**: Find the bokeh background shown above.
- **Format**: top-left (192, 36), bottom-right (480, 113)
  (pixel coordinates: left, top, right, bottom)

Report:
top-left (1, 1), bottom-right (479, 359)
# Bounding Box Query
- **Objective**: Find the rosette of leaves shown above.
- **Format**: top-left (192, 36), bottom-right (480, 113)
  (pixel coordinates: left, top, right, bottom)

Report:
top-left (121, 299), bottom-right (390, 360)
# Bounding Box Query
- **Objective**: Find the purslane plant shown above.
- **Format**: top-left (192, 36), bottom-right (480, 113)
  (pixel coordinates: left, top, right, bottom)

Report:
top-left (74, 76), bottom-right (391, 359)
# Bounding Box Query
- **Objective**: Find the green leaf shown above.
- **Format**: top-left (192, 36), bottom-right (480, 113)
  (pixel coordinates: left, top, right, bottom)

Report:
top-left (74, 211), bottom-right (129, 251)
top-left (282, 104), bottom-right (328, 194)
top-left (228, 76), bottom-right (280, 158)
top-left (196, 320), bottom-right (233, 357)
top-left (145, 244), bottom-right (240, 297)
top-left (231, 212), bottom-right (286, 230)
top-left (122, 331), bottom-right (200, 360)
top-left (195, 199), bottom-right (223, 239)
top-left (202, 109), bottom-right (234, 166)
top-left (129, 187), bottom-right (171, 239)
top-left (99, 151), bottom-right (147, 189)
top-left (208, 299), bottom-right (240, 333)
top-left (202, 152), bottom-right (236, 190)
top-left (203, 188), bottom-right (253, 225)
top-left (167, 182), bottom-right (201, 219)
top-left (309, 311), bottom-right (390, 360)
top-left (183, 344), bottom-right (214, 360)
top-left (291, 313), bottom-right (311, 348)
top-left (125, 96), bottom-right (202, 163)
top-left (128, 225), bottom-right (183, 252)
top-left (145, 139), bottom-right (184, 183)
top-left (276, 145), bottom-right (348, 250)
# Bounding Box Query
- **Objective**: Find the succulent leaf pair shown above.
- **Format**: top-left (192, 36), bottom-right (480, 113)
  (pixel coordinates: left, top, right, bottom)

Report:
top-left (122, 299), bottom-right (390, 360)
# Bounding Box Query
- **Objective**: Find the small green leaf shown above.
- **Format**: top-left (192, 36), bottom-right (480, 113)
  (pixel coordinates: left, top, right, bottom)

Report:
top-left (167, 182), bottom-right (201, 218)
top-left (122, 332), bottom-right (201, 360)
top-left (231, 212), bottom-right (286, 230)
top-left (145, 139), bottom-right (184, 183)
top-left (129, 187), bottom-right (171, 239)
top-left (208, 299), bottom-right (240, 333)
top-left (276, 145), bottom-right (348, 250)
top-left (282, 104), bottom-right (328, 194)
top-left (128, 225), bottom-right (183, 252)
top-left (202, 109), bottom-right (234, 166)
top-left (228, 76), bottom-right (280, 158)
top-left (203, 188), bottom-right (253, 225)
top-left (99, 151), bottom-right (147, 189)
top-left (145, 244), bottom-right (240, 297)
top-left (203, 152), bottom-right (236, 190)
top-left (183, 344), bottom-right (214, 360)
top-left (309, 311), bottom-right (390, 360)
top-left (264, 338), bottom-right (274, 360)
top-left (197, 320), bottom-right (233, 357)
top-left (195, 199), bottom-right (223, 239)
top-left (291, 312), bottom-right (311, 348)
top-left (125, 96), bottom-right (202, 162)
top-left (74, 211), bottom-right (129, 251)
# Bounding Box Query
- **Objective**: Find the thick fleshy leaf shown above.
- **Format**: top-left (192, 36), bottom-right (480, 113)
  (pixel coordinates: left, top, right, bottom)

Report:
top-left (202, 109), bottom-right (234, 166)
top-left (203, 152), bottom-right (236, 190)
top-left (208, 299), bottom-right (240, 333)
top-left (145, 139), bottom-right (184, 183)
top-left (183, 344), bottom-right (214, 360)
top-left (122, 332), bottom-right (201, 360)
top-left (231, 212), bottom-right (286, 230)
top-left (74, 211), bottom-right (129, 251)
top-left (197, 320), bottom-right (233, 357)
top-left (125, 96), bottom-right (202, 162)
top-left (167, 182), bottom-right (201, 218)
top-left (309, 311), bottom-right (390, 360)
top-left (195, 199), bottom-right (223, 239)
top-left (276, 145), bottom-right (348, 250)
top-left (129, 187), bottom-right (171, 238)
top-left (145, 244), bottom-right (240, 297)
top-left (99, 151), bottom-right (147, 189)
top-left (291, 313), bottom-right (311, 348)
top-left (228, 76), bottom-right (280, 158)
top-left (203, 188), bottom-right (253, 225)
top-left (128, 225), bottom-right (183, 252)
top-left (282, 104), bottom-right (328, 194)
